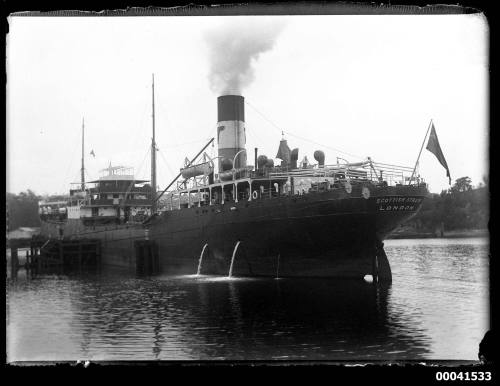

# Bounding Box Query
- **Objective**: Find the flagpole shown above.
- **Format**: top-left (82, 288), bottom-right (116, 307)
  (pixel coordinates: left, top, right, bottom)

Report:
top-left (408, 119), bottom-right (433, 185)
top-left (81, 117), bottom-right (85, 191)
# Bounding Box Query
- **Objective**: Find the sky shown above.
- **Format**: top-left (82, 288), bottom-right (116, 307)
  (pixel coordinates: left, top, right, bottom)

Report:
top-left (6, 14), bottom-right (488, 195)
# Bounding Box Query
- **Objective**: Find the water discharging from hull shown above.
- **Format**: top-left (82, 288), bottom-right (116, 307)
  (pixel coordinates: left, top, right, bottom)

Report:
top-left (228, 241), bottom-right (241, 278)
top-left (196, 243), bottom-right (209, 275)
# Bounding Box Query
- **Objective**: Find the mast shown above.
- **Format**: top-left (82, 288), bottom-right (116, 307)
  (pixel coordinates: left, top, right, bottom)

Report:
top-left (81, 117), bottom-right (85, 191)
top-left (151, 74), bottom-right (157, 213)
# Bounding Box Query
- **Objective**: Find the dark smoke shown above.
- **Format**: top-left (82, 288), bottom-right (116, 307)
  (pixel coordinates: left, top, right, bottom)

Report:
top-left (205, 19), bottom-right (286, 95)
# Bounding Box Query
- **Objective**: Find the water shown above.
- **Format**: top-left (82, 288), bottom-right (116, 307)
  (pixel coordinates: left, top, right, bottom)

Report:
top-left (196, 243), bottom-right (209, 276)
top-left (227, 241), bottom-right (241, 278)
top-left (6, 238), bottom-right (489, 362)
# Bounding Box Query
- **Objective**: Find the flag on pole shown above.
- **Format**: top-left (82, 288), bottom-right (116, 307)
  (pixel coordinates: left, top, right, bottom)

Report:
top-left (426, 123), bottom-right (451, 185)
top-left (90, 150), bottom-right (95, 157)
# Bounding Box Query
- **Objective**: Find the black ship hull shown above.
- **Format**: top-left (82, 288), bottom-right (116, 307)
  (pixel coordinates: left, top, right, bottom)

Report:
top-left (42, 183), bottom-right (427, 280)
top-left (149, 185), bottom-right (427, 279)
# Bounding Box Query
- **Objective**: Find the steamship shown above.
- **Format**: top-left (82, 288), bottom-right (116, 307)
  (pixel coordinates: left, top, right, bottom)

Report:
top-left (39, 79), bottom-right (428, 281)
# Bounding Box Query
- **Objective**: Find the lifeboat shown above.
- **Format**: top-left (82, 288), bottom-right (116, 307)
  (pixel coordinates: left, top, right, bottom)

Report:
top-left (180, 161), bottom-right (214, 179)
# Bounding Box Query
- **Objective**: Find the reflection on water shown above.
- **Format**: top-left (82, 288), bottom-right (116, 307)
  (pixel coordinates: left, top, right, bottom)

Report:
top-left (7, 238), bottom-right (489, 361)
top-left (386, 238), bottom-right (489, 360)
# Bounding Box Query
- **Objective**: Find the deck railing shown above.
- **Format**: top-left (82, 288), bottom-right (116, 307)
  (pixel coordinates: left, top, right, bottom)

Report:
top-left (88, 185), bottom-right (151, 194)
top-left (156, 160), bottom-right (425, 212)
top-left (268, 161), bottom-right (418, 187)
top-left (81, 198), bottom-right (151, 207)
top-left (208, 160), bottom-right (419, 187)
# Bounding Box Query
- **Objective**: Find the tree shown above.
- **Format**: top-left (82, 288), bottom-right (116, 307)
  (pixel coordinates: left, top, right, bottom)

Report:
top-left (6, 190), bottom-right (41, 230)
top-left (451, 176), bottom-right (472, 194)
top-left (396, 177), bottom-right (489, 234)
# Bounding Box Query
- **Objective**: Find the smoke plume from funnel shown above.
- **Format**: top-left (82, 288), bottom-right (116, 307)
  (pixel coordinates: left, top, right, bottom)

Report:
top-left (205, 19), bottom-right (286, 95)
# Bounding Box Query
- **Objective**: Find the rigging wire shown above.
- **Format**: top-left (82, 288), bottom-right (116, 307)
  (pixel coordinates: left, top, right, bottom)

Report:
top-left (154, 81), bottom-right (216, 174)
top-left (155, 124), bottom-right (216, 181)
top-left (203, 124), bottom-right (218, 161)
top-left (157, 139), bottom-right (183, 175)
top-left (131, 97), bottom-right (150, 150)
top-left (57, 127), bottom-right (82, 194)
top-left (120, 147), bottom-right (151, 200)
top-left (117, 147), bottom-right (152, 206)
top-left (161, 138), bottom-right (208, 149)
top-left (204, 123), bottom-right (218, 142)
top-left (155, 85), bottom-right (182, 151)
top-left (136, 147), bottom-right (151, 180)
top-left (157, 148), bottom-right (176, 180)
top-left (244, 99), bottom-right (366, 161)
top-left (153, 91), bottom-right (185, 168)
top-left (156, 83), bottom-right (214, 151)
top-left (245, 120), bottom-right (267, 152)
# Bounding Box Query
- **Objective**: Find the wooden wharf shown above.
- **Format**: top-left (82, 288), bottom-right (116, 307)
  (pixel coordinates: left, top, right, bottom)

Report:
top-left (9, 237), bottom-right (101, 273)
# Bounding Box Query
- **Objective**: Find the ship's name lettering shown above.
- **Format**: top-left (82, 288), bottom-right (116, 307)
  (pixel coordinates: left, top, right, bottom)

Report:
top-left (379, 205), bottom-right (415, 211)
top-left (375, 197), bottom-right (422, 204)
top-left (376, 196), bottom-right (423, 211)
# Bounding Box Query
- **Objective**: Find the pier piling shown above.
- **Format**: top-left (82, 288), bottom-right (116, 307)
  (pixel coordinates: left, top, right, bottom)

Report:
top-left (135, 240), bottom-right (160, 275)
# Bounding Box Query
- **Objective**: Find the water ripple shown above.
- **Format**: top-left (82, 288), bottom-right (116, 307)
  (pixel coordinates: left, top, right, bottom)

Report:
top-left (7, 237), bottom-right (489, 362)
